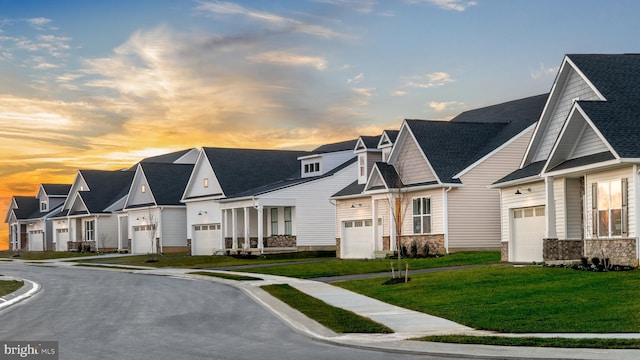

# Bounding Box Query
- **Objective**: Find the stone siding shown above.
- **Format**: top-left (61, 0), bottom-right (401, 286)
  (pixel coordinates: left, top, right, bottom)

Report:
top-left (264, 235), bottom-right (296, 248)
top-left (335, 238), bottom-right (341, 258)
top-left (501, 242), bottom-right (508, 262)
top-left (584, 238), bottom-right (638, 267)
top-left (543, 238), bottom-right (583, 261)
top-left (398, 234), bottom-right (445, 256)
top-left (383, 236), bottom-right (390, 251)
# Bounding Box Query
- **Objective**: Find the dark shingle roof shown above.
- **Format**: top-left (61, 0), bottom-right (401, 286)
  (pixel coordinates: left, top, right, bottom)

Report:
top-left (567, 54), bottom-right (640, 158)
top-left (79, 170), bottom-right (135, 212)
top-left (312, 139), bottom-right (357, 153)
top-left (11, 196), bottom-right (40, 220)
top-left (203, 147), bottom-right (309, 197)
top-left (383, 130), bottom-right (399, 143)
top-left (493, 160), bottom-right (546, 185)
top-left (548, 151), bottom-right (616, 172)
top-left (41, 184), bottom-right (71, 196)
top-left (405, 94), bottom-right (546, 183)
top-left (139, 148), bottom-right (194, 164)
top-left (407, 120), bottom-right (507, 182)
top-left (358, 136), bottom-right (381, 150)
top-left (140, 163), bottom-right (194, 206)
top-left (375, 162), bottom-right (402, 188)
top-left (332, 180), bottom-right (366, 197)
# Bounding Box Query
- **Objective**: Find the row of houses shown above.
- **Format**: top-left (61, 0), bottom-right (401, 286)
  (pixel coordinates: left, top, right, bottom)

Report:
top-left (6, 53), bottom-right (640, 266)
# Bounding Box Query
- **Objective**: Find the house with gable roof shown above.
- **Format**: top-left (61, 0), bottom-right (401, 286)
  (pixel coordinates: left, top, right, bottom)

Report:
top-left (333, 95), bottom-right (546, 259)
top-left (124, 162), bottom-right (194, 254)
top-left (493, 54), bottom-right (640, 266)
top-left (56, 169), bottom-right (135, 252)
top-left (48, 148), bottom-right (199, 253)
top-left (181, 142), bottom-right (357, 255)
top-left (5, 184), bottom-right (71, 251)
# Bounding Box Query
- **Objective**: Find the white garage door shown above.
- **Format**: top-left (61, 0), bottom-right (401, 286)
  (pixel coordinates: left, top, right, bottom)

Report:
top-left (192, 224), bottom-right (222, 255)
top-left (132, 225), bottom-right (156, 254)
top-left (342, 219), bottom-right (374, 259)
top-left (29, 230), bottom-right (44, 251)
top-left (512, 206), bottom-right (545, 262)
top-left (56, 228), bottom-right (69, 251)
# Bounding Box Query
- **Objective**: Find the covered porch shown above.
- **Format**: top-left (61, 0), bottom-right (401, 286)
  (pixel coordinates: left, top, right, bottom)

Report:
top-left (220, 198), bottom-right (297, 254)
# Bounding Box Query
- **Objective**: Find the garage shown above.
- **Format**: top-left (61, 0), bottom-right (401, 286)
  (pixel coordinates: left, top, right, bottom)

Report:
top-left (56, 228), bottom-right (69, 251)
top-left (28, 230), bottom-right (44, 251)
top-left (132, 225), bottom-right (157, 254)
top-left (511, 206), bottom-right (545, 262)
top-left (192, 224), bottom-right (222, 255)
top-left (341, 219), bottom-right (374, 259)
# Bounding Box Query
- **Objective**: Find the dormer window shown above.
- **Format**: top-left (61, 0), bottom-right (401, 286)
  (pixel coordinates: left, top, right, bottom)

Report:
top-left (304, 162), bottom-right (320, 174)
top-left (204, 178), bottom-right (209, 188)
top-left (359, 155), bottom-right (366, 177)
top-left (141, 184), bottom-right (146, 193)
top-left (41, 202), bottom-right (48, 211)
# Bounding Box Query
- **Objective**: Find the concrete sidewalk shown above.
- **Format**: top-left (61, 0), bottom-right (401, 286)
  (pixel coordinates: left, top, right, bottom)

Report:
top-left (3, 259), bottom-right (640, 359)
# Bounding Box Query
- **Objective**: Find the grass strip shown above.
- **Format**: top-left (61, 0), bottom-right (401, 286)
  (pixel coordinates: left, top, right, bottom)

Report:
top-left (0, 280), bottom-right (23, 297)
top-left (336, 265), bottom-right (640, 333)
top-left (73, 264), bottom-right (147, 271)
top-left (0, 251), bottom-right (97, 260)
top-left (418, 335), bottom-right (640, 349)
top-left (262, 284), bottom-right (393, 334)
top-left (242, 251), bottom-right (499, 278)
top-left (189, 271), bottom-right (261, 281)
top-left (71, 252), bottom-right (332, 269)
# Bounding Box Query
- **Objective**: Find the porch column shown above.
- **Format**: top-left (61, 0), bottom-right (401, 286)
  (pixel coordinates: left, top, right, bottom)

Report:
top-left (95, 216), bottom-right (100, 252)
top-left (389, 196), bottom-right (397, 253)
top-left (545, 176), bottom-right (557, 239)
top-left (243, 207), bottom-right (250, 250)
top-left (257, 206), bottom-right (264, 253)
top-left (117, 215), bottom-right (122, 251)
top-left (221, 209), bottom-right (226, 249)
top-left (232, 208), bottom-right (238, 249)
top-left (372, 198), bottom-right (378, 252)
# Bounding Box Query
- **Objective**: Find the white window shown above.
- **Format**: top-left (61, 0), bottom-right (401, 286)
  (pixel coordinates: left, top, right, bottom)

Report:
top-left (359, 155), bottom-right (366, 177)
top-left (412, 197), bottom-right (431, 234)
top-left (594, 180), bottom-right (626, 237)
top-left (284, 207), bottom-right (292, 235)
top-left (141, 184), bottom-right (146, 193)
top-left (41, 202), bottom-right (47, 211)
top-left (271, 208), bottom-right (278, 235)
top-left (85, 220), bottom-right (95, 241)
top-left (204, 178), bottom-right (209, 188)
top-left (304, 162), bottom-right (320, 174)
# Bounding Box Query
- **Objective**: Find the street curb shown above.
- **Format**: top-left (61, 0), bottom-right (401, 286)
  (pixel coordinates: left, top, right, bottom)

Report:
top-left (0, 277), bottom-right (41, 311)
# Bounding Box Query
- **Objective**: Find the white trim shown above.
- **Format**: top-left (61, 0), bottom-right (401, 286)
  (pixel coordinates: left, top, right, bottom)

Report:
top-left (489, 176), bottom-right (542, 189)
top-left (543, 159), bottom-right (621, 178)
top-left (454, 124), bottom-right (535, 179)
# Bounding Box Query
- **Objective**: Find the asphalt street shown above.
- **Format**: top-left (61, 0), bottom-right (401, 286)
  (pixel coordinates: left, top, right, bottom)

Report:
top-left (0, 263), bottom-right (451, 360)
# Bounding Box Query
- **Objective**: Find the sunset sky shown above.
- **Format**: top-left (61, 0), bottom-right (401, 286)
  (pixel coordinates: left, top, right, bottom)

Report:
top-left (2, 0), bottom-right (640, 249)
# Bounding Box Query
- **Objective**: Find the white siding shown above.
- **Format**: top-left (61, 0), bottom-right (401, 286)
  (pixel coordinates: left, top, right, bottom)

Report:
top-left (263, 162), bottom-right (357, 247)
top-left (160, 207), bottom-right (188, 247)
top-left (449, 130), bottom-right (533, 249)
top-left (96, 215), bottom-right (119, 250)
top-left (127, 173), bottom-right (155, 207)
top-left (184, 158), bottom-right (222, 199)
top-left (392, 137), bottom-right (437, 185)
top-left (335, 196), bottom-right (371, 238)
top-left (554, 178), bottom-right (566, 239)
top-left (572, 125), bottom-right (608, 159)
top-left (565, 177), bottom-right (583, 240)
top-left (185, 200), bottom-right (222, 240)
top-left (500, 181), bottom-right (546, 245)
top-left (533, 69), bottom-right (600, 162)
top-left (585, 166), bottom-right (635, 238)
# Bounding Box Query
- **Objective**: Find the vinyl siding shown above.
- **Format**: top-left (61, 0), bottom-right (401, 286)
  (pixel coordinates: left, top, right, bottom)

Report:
top-left (554, 178), bottom-right (566, 239)
top-left (533, 68), bottom-right (600, 162)
top-left (184, 158), bottom-right (222, 199)
top-left (96, 215), bottom-right (119, 249)
top-left (565, 177), bottom-right (583, 239)
top-left (335, 196), bottom-right (371, 238)
top-left (392, 136), bottom-right (437, 185)
top-left (449, 130), bottom-right (533, 249)
top-left (185, 200), bottom-right (222, 240)
top-left (261, 162), bottom-right (357, 247)
top-left (402, 189), bottom-right (443, 236)
top-left (159, 207), bottom-right (188, 247)
top-left (571, 125), bottom-right (608, 159)
top-left (500, 181), bottom-right (546, 244)
top-left (585, 166), bottom-right (635, 239)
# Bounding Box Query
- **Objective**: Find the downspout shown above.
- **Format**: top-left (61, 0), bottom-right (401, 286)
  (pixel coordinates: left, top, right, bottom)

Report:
top-left (634, 165), bottom-right (640, 267)
top-left (444, 186), bottom-right (452, 254)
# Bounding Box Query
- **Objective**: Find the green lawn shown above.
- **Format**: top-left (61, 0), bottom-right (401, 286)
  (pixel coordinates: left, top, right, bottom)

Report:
top-left (0, 250), bottom-right (95, 260)
top-left (262, 284), bottom-right (393, 334)
top-left (241, 251), bottom-right (500, 278)
top-left (188, 271), bottom-right (262, 281)
top-left (417, 335), bottom-right (640, 349)
top-left (336, 265), bottom-right (640, 333)
top-left (0, 279), bottom-right (23, 297)
top-left (74, 252), bottom-right (334, 268)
